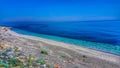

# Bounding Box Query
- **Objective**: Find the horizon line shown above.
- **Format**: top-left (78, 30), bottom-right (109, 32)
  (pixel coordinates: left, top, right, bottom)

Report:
top-left (1, 16), bottom-right (119, 22)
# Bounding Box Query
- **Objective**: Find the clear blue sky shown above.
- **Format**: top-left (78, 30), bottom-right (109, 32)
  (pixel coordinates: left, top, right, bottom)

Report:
top-left (0, 0), bottom-right (120, 21)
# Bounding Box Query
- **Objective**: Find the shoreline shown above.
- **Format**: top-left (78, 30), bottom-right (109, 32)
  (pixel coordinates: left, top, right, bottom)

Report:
top-left (10, 30), bottom-right (120, 64)
top-left (12, 28), bottom-right (120, 56)
top-left (1, 26), bottom-right (120, 68)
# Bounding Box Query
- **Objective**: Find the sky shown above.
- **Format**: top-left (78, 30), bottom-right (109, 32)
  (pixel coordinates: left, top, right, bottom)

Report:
top-left (0, 0), bottom-right (120, 21)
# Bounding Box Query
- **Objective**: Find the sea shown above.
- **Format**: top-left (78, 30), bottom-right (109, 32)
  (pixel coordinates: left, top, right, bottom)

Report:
top-left (0, 20), bottom-right (120, 55)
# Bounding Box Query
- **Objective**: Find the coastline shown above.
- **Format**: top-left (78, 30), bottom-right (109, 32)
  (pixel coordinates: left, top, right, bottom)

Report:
top-left (1, 26), bottom-right (120, 68)
top-left (11, 30), bottom-right (120, 64)
top-left (12, 28), bottom-right (120, 56)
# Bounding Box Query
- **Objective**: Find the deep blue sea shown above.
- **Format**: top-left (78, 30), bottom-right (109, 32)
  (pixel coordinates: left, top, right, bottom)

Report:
top-left (0, 20), bottom-right (120, 55)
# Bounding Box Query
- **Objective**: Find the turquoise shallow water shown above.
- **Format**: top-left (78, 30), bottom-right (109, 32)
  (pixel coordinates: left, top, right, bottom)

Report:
top-left (12, 28), bottom-right (120, 56)
top-left (2, 21), bottom-right (120, 45)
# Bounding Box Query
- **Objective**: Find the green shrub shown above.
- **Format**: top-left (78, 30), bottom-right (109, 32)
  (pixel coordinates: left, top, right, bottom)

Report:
top-left (41, 49), bottom-right (48, 55)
